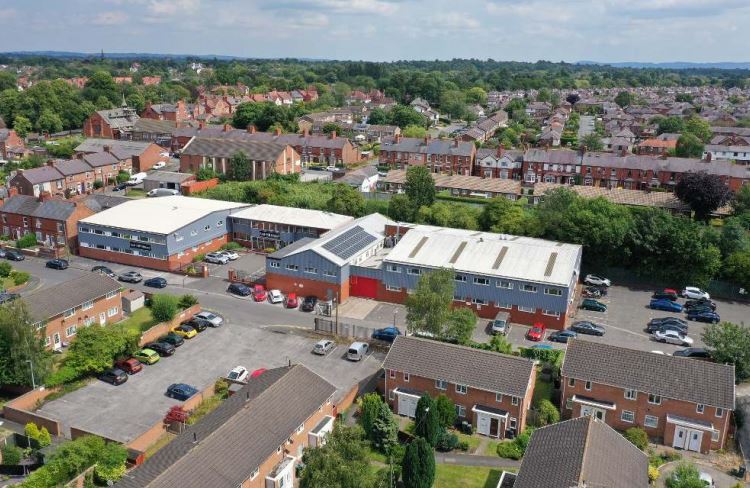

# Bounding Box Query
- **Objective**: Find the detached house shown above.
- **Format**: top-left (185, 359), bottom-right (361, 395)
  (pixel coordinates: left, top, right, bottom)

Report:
top-left (561, 340), bottom-right (735, 454)
top-left (382, 336), bottom-right (536, 439)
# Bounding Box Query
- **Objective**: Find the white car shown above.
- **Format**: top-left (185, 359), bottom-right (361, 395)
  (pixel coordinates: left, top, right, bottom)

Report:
top-left (312, 339), bottom-right (335, 355)
top-left (159, 151), bottom-right (170, 157)
top-left (682, 287), bottom-right (710, 300)
top-left (152, 161), bottom-right (167, 170)
top-left (219, 250), bottom-right (239, 261)
top-left (147, 188), bottom-right (179, 197)
top-left (326, 165), bottom-right (339, 172)
top-left (204, 252), bottom-right (229, 265)
top-left (194, 311), bottom-right (223, 327)
top-left (227, 366), bottom-right (249, 383)
top-left (268, 289), bottom-right (284, 304)
top-left (584, 274), bottom-right (611, 287)
top-left (653, 329), bottom-right (694, 346)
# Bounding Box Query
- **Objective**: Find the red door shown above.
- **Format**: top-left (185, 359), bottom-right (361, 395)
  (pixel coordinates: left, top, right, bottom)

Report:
top-left (350, 276), bottom-right (379, 299)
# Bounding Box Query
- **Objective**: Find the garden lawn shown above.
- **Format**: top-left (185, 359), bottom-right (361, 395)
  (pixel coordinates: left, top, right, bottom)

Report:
top-left (532, 375), bottom-right (554, 405)
top-left (117, 307), bottom-right (158, 334)
top-left (434, 465), bottom-right (504, 488)
top-left (454, 431), bottom-right (481, 453)
top-left (1, 276), bottom-right (15, 290)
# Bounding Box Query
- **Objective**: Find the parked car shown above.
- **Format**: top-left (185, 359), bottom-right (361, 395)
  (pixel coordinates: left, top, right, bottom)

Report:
top-left (686, 304), bottom-right (715, 316)
top-left (204, 252), bottom-right (229, 265)
top-left (687, 310), bottom-right (720, 324)
top-left (144, 277), bottom-right (168, 288)
top-left (251, 368), bottom-right (267, 378)
top-left (194, 311), bottom-right (223, 327)
top-left (313, 339), bottom-right (335, 355)
top-left (5, 250), bottom-right (24, 261)
top-left (227, 366), bottom-right (249, 383)
top-left (0, 292), bottom-right (20, 304)
top-left (580, 298), bottom-right (607, 312)
top-left (699, 472), bottom-right (715, 488)
top-left (548, 330), bottom-right (577, 343)
top-left (253, 285), bottom-right (267, 302)
top-left (113, 182), bottom-right (128, 191)
top-left (144, 341), bottom-right (176, 357)
top-left (582, 288), bottom-right (602, 298)
top-left (526, 323), bottom-right (546, 341)
top-left (99, 368), bottom-right (128, 385)
top-left (684, 298), bottom-right (717, 311)
top-left (570, 321), bottom-right (605, 336)
top-left (133, 348), bottom-right (160, 365)
top-left (0, 249), bottom-right (6, 258)
top-left (682, 287), bottom-right (710, 300)
top-left (127, 172), bottom-right (147, 186)
top-left (584, 274), bottom-right (611, 287)
top-left (648, 316), bottom-right (688, 328)
top-left (158, 332), bottom-right (185, 348)
top-left (301, 296), bottom-right (318, 312)
top-left (347, 342), bottom-right (369, 361)
top-left (586, 285), bottom-right (608, 297)
top-left (228, 282), bottom-right (252, 296)
top-left (673, 347), bottom-right (712, 360)
top-left (152, 161), bottom-right (167, 170)
top-left (146, 188), bottom-right (179, 197)
top-left (114, 358), bottom-right (143, 375)
top-left (285, 293), bottom-right (299, 309)
top-left (646, 318), bottom-right (688, 334)
top-left (653, 329), bottom-right (694, 346)
top-left (219, 250), bottom-right (239, 261)
top-left (92, 265), bottom-right (116, 278)
top-left (118, 271), bottom-right (143, 283)
top-left (268, 289), bottom-right (284, 304)
top-left (652, 290), bottom-right (679, 301)
top-left (182, 317), bottom-right (210, 332)
top-left (171, 324), bottom-right (197, 339)
top-left (46, 258), bottom-right (69, 270)
top-left (372, 326), bottom-right (401, 343)
top-left (649, 298), bottom-right (683, 313)
top-left (166, 383), bottom-right (198, 401)
top-left (489, 312), bottom-right (511, 336)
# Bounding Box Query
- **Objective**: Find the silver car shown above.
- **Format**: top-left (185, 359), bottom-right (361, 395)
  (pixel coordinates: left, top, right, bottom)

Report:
top-left (194, 311), bottom-right (223, 327)
top-left (653, 329), bottom-right (694, 346)
top-left (204, 252), bottom-right (229, 264)
top-left (312, 339), bottom-right (335, 355)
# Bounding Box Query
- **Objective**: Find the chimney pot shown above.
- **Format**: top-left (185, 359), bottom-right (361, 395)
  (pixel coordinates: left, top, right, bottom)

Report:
top-left (330, 130), bottom-right (336, 139)
top-left (275, 127), bottom-right (282, 136)
top-left (223, 124), bottom-right (231, 132)
top-left (103, 145), bottom-right (111, 153)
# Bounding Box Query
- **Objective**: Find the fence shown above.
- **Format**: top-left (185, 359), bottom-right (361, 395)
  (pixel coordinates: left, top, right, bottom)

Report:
top-left (314, 318), bottom-right (376, 341)
top-left (181, 178), bottom-right (219, 195)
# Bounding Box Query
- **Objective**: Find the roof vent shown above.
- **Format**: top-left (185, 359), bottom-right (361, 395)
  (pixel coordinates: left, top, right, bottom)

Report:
top-left (192, 432), bottom-right (198, 443)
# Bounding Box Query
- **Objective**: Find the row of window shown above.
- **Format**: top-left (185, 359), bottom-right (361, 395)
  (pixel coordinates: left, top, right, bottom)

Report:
top-left (174, 221), bottom-right (224, 241)
top-left (389, 370), bottom-right (521, 406)
top-left (270, 261), bottom-right (337, 277)
top-left (2, 215), bottom-right (65, 232)
top-left (80, 242), bottom-right (167, 260)
top-left (80, 227), bottom-right (168, 245)
top-left (61, 292), bottom-right (118, 319)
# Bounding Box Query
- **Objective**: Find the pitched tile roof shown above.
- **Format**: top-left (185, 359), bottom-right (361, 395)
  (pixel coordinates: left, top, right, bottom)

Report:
top-left (115, 365), bottom-right (336, 488)
top-left (52, 158), bottom-right (92, 176)
top-left (181, 137), bottom-right (289, 161)
top-left (380, 137), bottom-right (475, 157)
top-left (14, 165), bottom-right (64, 185)
top-left (0, 195), bottom-right (76, 221)
top-left (562, 339), bottom-right (735, 410)
top-left (514, 416), bottom-right (649, 488)
top-left (24, 273), bottom-right (121, 322)
top-left (383, 336), bottom-right (535, 398)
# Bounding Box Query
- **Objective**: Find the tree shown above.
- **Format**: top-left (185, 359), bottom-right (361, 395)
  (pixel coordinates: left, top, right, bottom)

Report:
top-left (675, 133), bottom-right (704, 158)
top-left (703, 321), bottom-right (750, 380)
top-left (358, 392), bottom-right (383, 438)
top-left (565, 93), bottom-right (580, 105)
top-left (326, 184), bottom-right (366, 217)
top-left (0, 301), bottom-right (52, 387)
top-left (488, 334), bottom-right (513, 354)
top-left (388, 194), bottom-right (416, 222)
top-left (300, 424), bottom-right (376, 488)
top-left (656, 116), bottom-right (685, 135)
top-left (151, 294), bottom-right (180, 323)
top-left (405, 268), bottom-right (453, 336)
top-left (36, 109), bottom-right (64, 134)
top-left (401, 437), bottom-right (435, 488)
top-left (442, 307), bottom-right (476, 345)
top-left (733, 185), bottom-right (750, 215)
top-left (684, 116), bottom-right (712, 143)
top-left (0, 71), bottom-right (15, 92)
top-left (64, 324), bottom-right (135, 376)
top-left (479, 197), bottom-right (530, 235)
top-left (718, 217), bottom-right (749, 257)
top-left (675, 172), bottom-right (732, 222)
top-left (413, 394), bottom-right (440, 446)
top-left (367, 107), bottom-right (388, 125)
top-left (322, 122), bottom-right (340, 135)
top-left (370, 402), bottom-right (398, 453)
top-left (665, 463), bottom-right (707, 488)
top-left (401, 125), bottom-right (427, 138)
top-left (83, 71), bottom-right (119, 106)
top-left (387, 105), bottom-right (427, 129)
top-left (434, 394), bottom-right (456, 429)
top-left (579, 132), bottom-right (604, 151)
top-left (723, 251), bottom-right (750, 290)
top-left (615, 91), bottom-right (633, 108)
top-left (404, 165), bottom-right (435, 209)
top-left (13, 115), bottom-right (32, 138)
top-left (440, 90), bottom-right (468, 120)
top-left (623, 427), bottom-right (649, 451)
top-left (229, 151), bottom-right (251, 180)
top-left (466, 87), bottom-right (487, 105)
top-left (533, 399), bottom-right (560, 427)
top-left (1, 444), bottom-right (22, 465)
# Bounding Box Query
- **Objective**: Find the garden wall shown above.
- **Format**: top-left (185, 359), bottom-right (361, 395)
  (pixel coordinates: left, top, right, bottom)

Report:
top-left (2, 387), bottom-right (62, 436)
top-left (181, 178), bottom-right (219, 195)
top-left (138, 304), bottom-right (201, 346)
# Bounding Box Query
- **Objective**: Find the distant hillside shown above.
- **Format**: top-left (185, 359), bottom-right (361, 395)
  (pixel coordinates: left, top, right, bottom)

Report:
top-left (578, 60), bottom-right (750, 70)
top-left (0, 51), bottom-right (246, 60)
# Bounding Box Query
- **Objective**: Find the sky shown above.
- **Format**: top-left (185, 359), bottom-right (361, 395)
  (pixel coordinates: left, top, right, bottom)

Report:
top-left (0, 0), bottom-right (748, 62)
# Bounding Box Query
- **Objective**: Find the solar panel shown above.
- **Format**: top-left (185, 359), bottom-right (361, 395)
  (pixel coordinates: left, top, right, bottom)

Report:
top-left (322, 226), bottom-right (378, 260)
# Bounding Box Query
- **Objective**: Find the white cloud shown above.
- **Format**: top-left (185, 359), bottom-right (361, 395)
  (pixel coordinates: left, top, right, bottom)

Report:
top-left (0, 8), bottom-right (17, 20)
top-left (288, 12), bottom-right (330, 28)
top-left (147, 0), bottom-right (200, 16)
top-left (427, 12), bottom-right (480, 31)
top-left (92, 11), bottom-right (129, 25)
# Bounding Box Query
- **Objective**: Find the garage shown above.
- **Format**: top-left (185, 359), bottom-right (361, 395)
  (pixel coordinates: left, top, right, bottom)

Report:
top-left (395, 389), bottom-right (421, 418)
top-left (350, 275), bottom-right (379, 299)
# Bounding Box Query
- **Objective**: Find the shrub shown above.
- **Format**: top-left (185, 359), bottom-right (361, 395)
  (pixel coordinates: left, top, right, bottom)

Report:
top-left (358, 392), bottom-right (383, 438)
top-left (178, 294), bottom-right (198, 309)
top-left (93, 180), bottom-right (103, 189)
top-left (214, 378), bottom-right (229, 399)
top-left (0, 261), bottom-right (11, 278)
top-left (38, 427), bottom-right (51, 448)
top-left (624, 427), bottom-right (649, 451)
top-left (16, 234), bottom-right (36, 249)
top-left (24, 422), bottom-right (40, 441)
top-left (196, 166), bottom-right (218, 181)
top-left (533, 399), bottom-right (560, 427)
top-left (648, 465), bottom-right (660, 483)
top-left (151, 294), bottom-right (179, 323)
top-left (192, 254), bottom-right (205, 263)
top-left (221, 242), bottom-right (243, 251)
top-left (435, 431), bottom-right (460, 452)
top-left (116, 171), bottom-right (130, 183)
top-left (44, 364), bottom-right (80, 387)
top-left (12, 271), bottom-right (30, 286)
top-left (434, 394), bottom-right (457, 429)
top-left (496, 441), bottom-right (524, 460)
top-left (1, 444), bottom-right (22, 465)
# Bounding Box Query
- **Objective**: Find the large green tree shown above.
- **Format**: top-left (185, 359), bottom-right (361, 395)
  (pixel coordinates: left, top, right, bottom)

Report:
top-left (387, 105), bottom-right (427, 129)
top-left (405, 268), bottom-right (453, 336)
top-left (300, 424), bottom-right (376, 488)
top-left (229, 151), bottom-right (251, 180)
top-left (326, 184), bottom-right (366, 217)
top-left (479, 197), bottom-right (531, 235)
top-left (404, 165), bottom-right (435, 210)
top-left (0, 301), bottom-right (52, 387)
top-left (702, 321), bottom-right (750, 380)
top-left (614, 91), bottom-right (634, 108)
top-left (64, 323), bottom-right (136, 377)
top-left (413, 394), bottom-right (440, 446)
top-left (401, 437), bottom-right (435, 488)
top-left (723, 251), bottom-right (750, 290)
top-left (370, 401), bottom-right (398, 453)
top-left (684, 116), bottom-right (712, 143)
top-left (675, 133), bottom-right (704, 158)
top-left (82, 71), bottom-right (120, 106)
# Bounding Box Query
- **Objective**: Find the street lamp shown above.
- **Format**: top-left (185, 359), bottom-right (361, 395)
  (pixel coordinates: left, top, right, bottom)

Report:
top-left (26, 359), bottom-right (35, 389)
top-left (392, 309), bottom-right (398, 328)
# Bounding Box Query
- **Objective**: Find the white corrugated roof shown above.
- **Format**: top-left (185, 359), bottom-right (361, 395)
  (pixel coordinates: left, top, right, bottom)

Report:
top-left (231, 204), bottom-right (353, 231)
top-left (386, 225), bottom-right (581, 286)
top-left (79, 196), bottom-right (249, 234)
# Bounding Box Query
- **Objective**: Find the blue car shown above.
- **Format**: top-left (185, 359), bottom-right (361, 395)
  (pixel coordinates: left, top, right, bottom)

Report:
top-left (166, 383), bottom-right (198, 401)
top-left (687, 310), bottom-right (720, 324)
top-left (650, 299), bottom-right (683, 313)
top-left (372, 326), bottom-right (402, 343)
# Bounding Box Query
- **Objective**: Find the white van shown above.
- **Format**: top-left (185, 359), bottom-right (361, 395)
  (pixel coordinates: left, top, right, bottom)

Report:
top-left (127, 172), bottom-right (147, 186)
top-left (147, 188), bottom-right (179, 197)
top-left (347, 342), bottom-right (369, 361)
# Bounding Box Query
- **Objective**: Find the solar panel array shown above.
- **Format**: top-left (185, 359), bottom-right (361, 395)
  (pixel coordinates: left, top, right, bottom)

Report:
top-left (322, 226), bottom-right (378, 260)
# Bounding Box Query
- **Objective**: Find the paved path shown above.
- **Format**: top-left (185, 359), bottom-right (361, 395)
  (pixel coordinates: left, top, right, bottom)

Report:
top-left (435, 452), bottom-right (520, 468)
top-left (578, 115), bottom-right (595, 140)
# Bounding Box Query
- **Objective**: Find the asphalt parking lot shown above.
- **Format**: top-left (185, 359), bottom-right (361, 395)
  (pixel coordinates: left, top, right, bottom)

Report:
top-left (38, 318), bottom-right (384, 443)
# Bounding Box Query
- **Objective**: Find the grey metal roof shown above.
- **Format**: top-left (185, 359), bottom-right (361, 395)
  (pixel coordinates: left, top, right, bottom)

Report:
top-left (143, 171), bottom-right (195, 184)
top-left (115, 365), bottom-right (336, 488)
top-left (562, 339), bottom-right (735, 410)
top-left (383, 336), bottom-right (535, 398)
top-left (134, 118), bottom-right (177, 134)
top-left (0, 195), bottom-right (76, 221)
top-left (181, 137), bottom-right (288, 161)
top-left (514, 416), bottom-right (649, 488)
top-left (23, 274), bottom-right (121, 322)
top-left (82, 194), bottom-right (131, 212)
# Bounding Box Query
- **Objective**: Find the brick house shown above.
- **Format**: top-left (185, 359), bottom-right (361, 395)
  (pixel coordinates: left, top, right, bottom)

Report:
top-left (141, 100), bottom-right (189, 122)
top-left (83, 103), bottom-right (139, 139)
top-left (561, 340), bottom-right (735, 454)
top-left (9, 166), bottom-right (67, 197)
top-left (114, 365), bottom-right (336, 488)
top-left (24, 273), bottom-right (123, 350)
top-left (0, 129), bottom-right (25, 160)
top-left (75, 139), bottom-right (162, 173)
top-left (378, 136), bottom-right (476, 175)
top-left (381, 336), bottom-right (536, 439)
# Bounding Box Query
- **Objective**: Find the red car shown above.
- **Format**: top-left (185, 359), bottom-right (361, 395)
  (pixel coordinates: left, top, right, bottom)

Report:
top-left (253, 285), bottom-right (267, 302)
top-left (526, 323), bottom-right (546, 342)
top-left (251, 368), bottom-right (267, 378)
top-left (285, 293), bottom-right (299, 309)
top-left (114, 358), bottom-right (143, 375)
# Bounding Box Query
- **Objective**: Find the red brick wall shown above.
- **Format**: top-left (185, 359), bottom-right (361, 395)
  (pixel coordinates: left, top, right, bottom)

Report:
top-left (265, 272), bottom-right (346, 302)
top-left (40, 290), bottom-right (123, 349)
top-left (84, 112), bottom-right (115, 139)
top-left (2, 387), bottom-right (63, 436)
top-left (134, 143), bottom-right (165, 172)
top-left (181, 178), bottom-right (217, 195)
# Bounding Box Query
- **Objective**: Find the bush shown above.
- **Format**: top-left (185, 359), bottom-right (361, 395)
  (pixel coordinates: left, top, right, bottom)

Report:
top-left (434, 394), bottom-right (457, 429)
top-left (196, 166), bottom-right (218, 181)
top-left (44, 364), bottom-right (80, 387)
top-left (192, 254), bottom-right (205, 263)
top-left (533, 399), bottom-right (560, 427)
top-left (116, 171), bottom-right (130, 183)
top-left (435, 431), bottom-right (460, 452)
top-left (38, 427), bottom-right (51, 448)
top-left (623, 427), bottom-right (649, 451)
top-left (221, 242), bottom-right (243, 251)
top-left (358, 392), bottom-right (383, 438)
top-left (648, 465), bottom-right (660, 483)
top-left (0, 261), bottom-right (11, 278)
top-left (1, 444), bottom-right (22, 465)
top-left (24, 422), bottom-right (40, 441)
top-left (178, 294), bottom-right (198, 309)
top-left (16, 234), bottom-right (36, 249)
top-left (497, 428), bottom-right (534, 460)
top-left (214, 378), bottom-right (229, 399)
top-left (93, 180), bottom-right (103, 190)
top-left (151, 294), bottom-right (179, 323)
top-left (11, 271), bottom-right (30, 286)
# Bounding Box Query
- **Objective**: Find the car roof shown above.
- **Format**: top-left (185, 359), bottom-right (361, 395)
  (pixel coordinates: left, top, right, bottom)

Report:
top-left (140, 348), bottom-right (156, 354)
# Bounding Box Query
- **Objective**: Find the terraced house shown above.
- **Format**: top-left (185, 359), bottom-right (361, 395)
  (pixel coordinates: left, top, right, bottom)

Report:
top-left (378, 135), bottom-right (476, 175)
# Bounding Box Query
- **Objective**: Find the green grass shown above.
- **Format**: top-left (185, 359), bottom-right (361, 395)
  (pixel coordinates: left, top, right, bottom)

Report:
top-left (454, 431), bottom-right (481, 453)
top-left (117, 307), bottom-right (158, 334)
top-left (365, 445), bottom-right (388, 464)
top-left (434, 465), bottom-right (504, 488)
top-left (532, 375), bottom-right (554, 405)
top-left (186, 395), bottom-right (225, 425)
top-left (1, 276), bottom-right (15, 290)
top-left (125, 188), bottom-right (147, 198)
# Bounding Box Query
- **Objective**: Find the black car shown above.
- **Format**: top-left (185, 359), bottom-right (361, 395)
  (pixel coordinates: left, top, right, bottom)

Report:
top-left (301, 296), bottom-right (318, 312)
top-left (652, 291), bottom-right (678, 301)
top-left (144, 277), bottom-right (168, 288)
top-left (92, 265), bottom-right (116, 278)
top-left (158, 333), bottom-right (185, 348)
top-left (227, 282), bottom-right (252, 296)
top-left (144, 341), bottom-right (176, 357)
top-left (46, 258), bottom-right (69, 270)
top-left (673, 347), bottom-right (712, 360)
top-left (0, 292), bottom-right (20, 304)
top-left (570, 321), bottom-right (605, 336)
top-left (99, 368), bottom-right (128, 385)
top-left (5, 250), bottom-right (24, 261)
top-left (182, 317), bottom-right (211, 332)
top-left (648, 316), bottom-right (688, 327)
top-left (113, 183), bottom-right (128, 191)
top-left (684, 299), bottom-right (717, 311)
top-left (548, 330), bottom-right (577, 343)
top-left (647, 322), bottom-right (689, 335)
top-left (686, 304), bottom-right (715, 315)
top-left (585, 285), bottom-right (608, 297)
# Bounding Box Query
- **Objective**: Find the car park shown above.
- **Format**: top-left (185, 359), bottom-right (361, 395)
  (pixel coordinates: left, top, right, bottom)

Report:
top-left (570, 321), bottom-right (605, 336)
top-left (219, 250), bottom-right (239, 261)
top-left (673, 347), bottom-right (711, 360)
top-left (166, 383), bottom-right (198, 401)
top-left (144, 277), bottom-right (168, 288)
top-left (228, 282), bottom-right (252, 296)
top-left (548, 330), bottom-right (577, 343)
top-left (99, 368), bottom-right (128, 386)
top-left (194, 311), bottom-right (223, 327)
top-left (526, 323), bottom-right (546, 341)
top-left (46, 258), bottom-right (69, 270)
top-left (347, 342), bottom-right (369, 361)
top-left (227, 366), bottom-right (249, 383)
top-left (285, 293), bottom-right (299, 309)
top-left (682, 287), bottom-right (710, 300)
top-left (119, 271), bottom-right (143, 283)
top-left (687, 310), bottom-right (720, 323)
top-left (92, 265), bottom-right (116, 278)
top-left (580, 298), bottom-right (607, 312)
top-left (652, 290), bottom-right (679, 301)
top-left (489, 312), bottom-right (511, 336)
top-left (171, 324), bottom-right (197, 339)
top-left (684, 298), bottom-right (716, 311)
top-left (204, 252), bottom-right (229, 265)
top-left (114, 358), bottom-right (143, 375)
top-left (301, 296), bottom-right (318, 312)
top-left (312, 339), bottom-right (335, 355)
top-left (133, 349), bottom-right (160, 365)
top-left (253, 285), bottom-right (267, 302)
top-left (144, 341), bottom-right (176, 357)
top-left (372, 326), bottom-right (401, 343)
top-left (268, 289), bottom-right (284, 304)
top-left (5, 250), bottom-right (24, 261)
top-left (158, 333), bottom-right (185, 348)
top-left (584, 274), bottom-right (611, 286)
top-left (182, 317), bottom-right (210, 332)
top-left (653, 329), bottom-right (694, 346)
top-left (649, 298), bottom-right (683, 312)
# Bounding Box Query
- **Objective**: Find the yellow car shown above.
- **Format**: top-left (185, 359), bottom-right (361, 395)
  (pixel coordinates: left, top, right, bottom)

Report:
top-left (133, 348), bottom-right (160, 365)
top-left (171, 324), bottom-right (197, 339)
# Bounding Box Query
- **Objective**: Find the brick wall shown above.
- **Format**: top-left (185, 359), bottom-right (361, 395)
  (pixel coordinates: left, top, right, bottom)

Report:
top-left (3, 387), bottom-right (63, 436)
top-left (41, 290), bottom-right (123, 350)
top-left (181, 178), bottom-right (219, 195)
top-left (133, 144), bottom-right (165, 172)
top-left (265, 272), bottom-right (346, 302)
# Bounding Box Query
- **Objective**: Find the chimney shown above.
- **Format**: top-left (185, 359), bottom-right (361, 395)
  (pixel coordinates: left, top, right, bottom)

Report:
top-left (704, 152), bottom-right (712, 162)
top-left (223, 124), bottom-right (231, 132)
top-left (247, 125), bottom-right (256, 134)
top-left (38, 191), bottom-right (52, 202)
top-left (198, 121), bottom-right (206, 129)
top-left (454, 138), bottom-right (459, 148)
top-left (8, 187), bottom-right (18, 198)
top-left (274, 127), bottom-right (282, 136)
top-left (144, 101), bottom-right (151, 112)
top-left (76, 153), bottom-right (84, 160)
top-left (423, 135), bottom-right (429, 145)
top-left (496, 146), bottom-right (504, 157)
top-left (192, 432), bottom-right (197, 444)
top-left (395, 134), bottom-right (402, 143)
top-left (302, 127), bottom-right (309, 137)
top-left (46, 159), bottom-right (55, 167)
top-left (103, 145), bottom-right (111, 154)
top-left (330, 130), bottom-right (336, 139)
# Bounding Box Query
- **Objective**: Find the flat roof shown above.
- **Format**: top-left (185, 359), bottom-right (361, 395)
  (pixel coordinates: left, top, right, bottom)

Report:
top-left (231, 204), bottom-right (353, 231)
top-left (386, 225), bottom-right (581, 286)
top-left (79, 196), bottom-right (249, 235)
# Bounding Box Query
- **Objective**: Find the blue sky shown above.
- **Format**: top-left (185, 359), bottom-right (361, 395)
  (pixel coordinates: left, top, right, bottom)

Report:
top-left (0, 0), bottom-right (748, 62)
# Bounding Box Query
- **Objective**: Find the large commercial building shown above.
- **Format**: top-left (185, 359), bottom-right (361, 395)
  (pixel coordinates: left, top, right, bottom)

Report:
top-left (78, 196), bottom-right (249, 271)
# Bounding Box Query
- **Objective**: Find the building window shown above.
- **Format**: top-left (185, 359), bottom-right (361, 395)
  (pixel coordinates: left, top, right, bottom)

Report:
top-left (323, 270), bottom-right (335, 277)
top-left (712, 431), bottom-right (720, 442)
top-left (518, 305), bottom-right (535, 313)
top-left (387, 264), bottom-right (400, 273)
top-left (106, 291), bottom-right (118, 299)
top-left (403, 372), bottom-right (410, 382)
top-left (81, 300), bottom-right (94, 311)
top-left (63, 308), bottom-right (75, 318)
top-left (454, 274), bottom-right (466, 282)
top-left (276, 446), bottom-right (282, 454)
top-left (585, 381), bottom-right (592, 391)
top-left (520, 284), bottom-right (537, 293)
top-left (45, 336), bottom-right (51, 346)
top-left (568, 378), bottom-right (575, 387)
top-left (544, 288), bottom-right (562, 296)
top-left (107, 307), bottom-right (118, 317)
top-left (496, 302), bottom-right (512, 309)
top-left (511, 396), bottom-right (520, 406)
top-left (286, 264), bottom-right (298, 271)
top-left (496, 280), bottom-right (513, 289)
top-left (566, 398), bottom-right (573, 410)
top-left (716, 408), bottom-right (724, 418)
top-left (297, 424), bottom-right (304, 434)
top-left (389, 369), bottom-right (395, 379)
top-left (621, 410), bottom-right (635, 423)
top-left (250, 468), bottom-right (259, 480)
top-left (543, 310), bottom-right (561, 317)
top-left (455, 405), bottom-right (466, 418)
top-left (473, 277), bottom-right (490, 286)
top-left (648, 394), bottom-right (661, 405)
top-left (472, 298), bottom-right (487, 305)
top-left (624, 389), bottom-right (636, 400)
top-left (455, 384), bottom-right (468, 395)
top-left (66, 325), bottom-right (77, 337)
top-left (386, 284), bottom-right (402, 292)
top-left (304, 267), bottom-right (317, 274)
top-left (217, 220), bottom-right (224, 227)
top-left (269, 261), bottom-right (279, 268)
top-left (435, 379), bottom-right (447, 390)
top-left (204, 225), bottom-right (210, 231)
top-left (644, 415), bottom-right (658, 428)
top-left (406, 268), bottom-right (421, 276)
top-left (496, 393), bottom-right (503, 403)
top-left (696, 404), bottom-right (704, 414)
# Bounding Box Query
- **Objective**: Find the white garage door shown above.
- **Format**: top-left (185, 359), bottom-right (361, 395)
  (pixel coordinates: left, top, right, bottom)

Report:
top-left (397, 393), bottom-right (418, 418)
